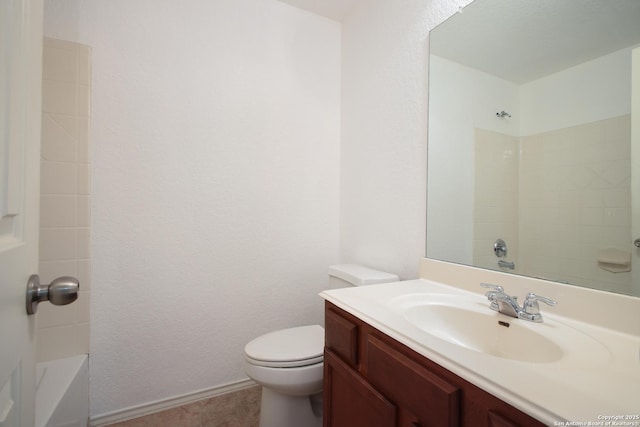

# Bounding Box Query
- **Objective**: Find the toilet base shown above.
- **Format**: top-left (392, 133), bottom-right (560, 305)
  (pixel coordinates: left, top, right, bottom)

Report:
top-left (259, 387), bottom-right (322, 427)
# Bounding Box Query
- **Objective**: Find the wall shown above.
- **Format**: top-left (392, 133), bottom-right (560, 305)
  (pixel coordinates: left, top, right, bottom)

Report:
top-left (40, 0), bottom-right (479, 420)
top-left (520, 116), bottom-right (631, 293)
top-left (340, 0), bottom-right (472, 279)
top-left (38, 37), bottom-right (92, 363)
top-left (44, 0), bottom-right (341, 418)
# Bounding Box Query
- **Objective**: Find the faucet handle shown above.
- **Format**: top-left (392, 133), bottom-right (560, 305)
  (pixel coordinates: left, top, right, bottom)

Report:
top-left (521, 293), bottom-right (557, 322)
top-left (480, 283), bottom-right (504, 312)
top-left (480, 283), bottom-right (504, 293)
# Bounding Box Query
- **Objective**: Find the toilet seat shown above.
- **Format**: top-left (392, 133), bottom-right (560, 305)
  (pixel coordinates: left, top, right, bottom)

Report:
top-left (244, 325), bottom-right (324, 368)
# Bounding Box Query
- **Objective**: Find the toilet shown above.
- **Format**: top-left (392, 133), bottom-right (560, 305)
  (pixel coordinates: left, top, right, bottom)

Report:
top-left (243, 264), bottom-right (399, 427)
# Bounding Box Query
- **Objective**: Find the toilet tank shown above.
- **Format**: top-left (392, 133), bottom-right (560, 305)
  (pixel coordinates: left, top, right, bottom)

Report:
top-left (328, 264), bottom-right (399, 288)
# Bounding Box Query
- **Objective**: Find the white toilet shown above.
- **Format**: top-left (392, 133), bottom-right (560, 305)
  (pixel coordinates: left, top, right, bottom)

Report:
top-left (243, 264), bottom-right (399, 427)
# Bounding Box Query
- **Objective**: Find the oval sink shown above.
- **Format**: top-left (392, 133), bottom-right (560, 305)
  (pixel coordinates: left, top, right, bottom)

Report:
top-left (403, 302), bottom-right (563, 363)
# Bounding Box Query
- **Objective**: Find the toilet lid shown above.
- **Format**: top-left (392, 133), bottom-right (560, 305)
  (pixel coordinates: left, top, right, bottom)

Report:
top-left (244, 325), bottom-right (324, 368)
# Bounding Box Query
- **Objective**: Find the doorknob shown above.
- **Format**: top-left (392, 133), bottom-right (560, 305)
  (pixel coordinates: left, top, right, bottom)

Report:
top-left (26, 275), bottom-right (79, 315)
top-left (635, 238), bottom-right (640, 248)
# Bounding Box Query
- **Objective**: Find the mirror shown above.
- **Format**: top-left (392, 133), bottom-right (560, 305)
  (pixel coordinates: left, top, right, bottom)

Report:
top-left (426, 0), bottom-right (640, 297)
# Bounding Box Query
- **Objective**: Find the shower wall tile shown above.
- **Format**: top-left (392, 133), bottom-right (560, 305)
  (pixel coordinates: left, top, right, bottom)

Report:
top-left (36, 324), bottom-right (78, 362)
top-left (520, 115), bottom-right (631, 295)
top-left (473, 129), bottom-right (519, 271)
top-left (78, 164), bottom-right (92, 194)
top-left (39, 228), bottom-right (77, 261)
top-left (77, 117), bottom-right (91, 162)
top-left (474, 115), bottom-right (631, 294)
top-left (42, 80), bottom-right (77, 116)
top-left (41, 114), bottom-right (78, 162)
top-left (40, 195), bottom-right (78, 227)
top-left (77, 260), bottom-right (91, 291)
top-left (78, 196), bottom-right (91, 227)
top-left (43, 44), bottom-right (78, 82)
top-left (37, 298), bottom-right (77, 327)
top-left (41, 161), bottom-right (78, 194)
top-left (37, 37), bottom-right (92, 363)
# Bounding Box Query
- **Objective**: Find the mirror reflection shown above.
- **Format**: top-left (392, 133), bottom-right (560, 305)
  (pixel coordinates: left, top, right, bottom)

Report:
top-left (426, 0), bottom-right (640, 296)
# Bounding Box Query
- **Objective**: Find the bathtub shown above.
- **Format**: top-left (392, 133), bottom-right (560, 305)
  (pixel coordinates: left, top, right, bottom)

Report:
top-left (35, 355), bottom-right (88, 427)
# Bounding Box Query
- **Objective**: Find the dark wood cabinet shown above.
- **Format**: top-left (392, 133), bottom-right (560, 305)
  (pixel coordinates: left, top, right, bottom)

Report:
top-left (323, 302), bottom-right (546, 427)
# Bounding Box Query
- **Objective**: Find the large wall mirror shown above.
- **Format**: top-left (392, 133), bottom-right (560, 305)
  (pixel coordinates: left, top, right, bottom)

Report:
top-left (427, 0), bottom-right (640, 297)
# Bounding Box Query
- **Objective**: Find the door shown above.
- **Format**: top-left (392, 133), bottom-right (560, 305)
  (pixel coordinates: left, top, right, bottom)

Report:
top-left (0, 1), bottom-right (43, 426)
top-left (323, 350), bottom-right (397, 427)
top-left (632, 47), bottom-right (640, 296)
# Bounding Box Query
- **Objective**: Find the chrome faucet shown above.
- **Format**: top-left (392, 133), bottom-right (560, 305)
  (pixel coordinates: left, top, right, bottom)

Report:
top-left (480, 283), bottom-right (557, 323)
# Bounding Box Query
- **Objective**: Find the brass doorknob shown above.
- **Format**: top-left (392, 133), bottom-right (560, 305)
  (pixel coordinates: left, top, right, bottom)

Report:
top-left (26, 274), bottom-right (79, 315)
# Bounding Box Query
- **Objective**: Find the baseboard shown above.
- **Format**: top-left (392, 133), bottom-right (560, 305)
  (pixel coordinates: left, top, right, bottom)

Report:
top-left (89, 378), bottom-right (257, 426)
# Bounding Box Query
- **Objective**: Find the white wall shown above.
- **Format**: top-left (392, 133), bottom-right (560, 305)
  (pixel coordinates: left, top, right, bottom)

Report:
top-left (44, 0), bottom-right (341, 417)
top-left (340, 0), bottom-right (471, 279)
top-left (41, 0), bottom-right (476, 418)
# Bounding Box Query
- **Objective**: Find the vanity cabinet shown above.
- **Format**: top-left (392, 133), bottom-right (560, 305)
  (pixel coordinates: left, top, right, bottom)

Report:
top-left (323, 302), bottom-right (546, 427)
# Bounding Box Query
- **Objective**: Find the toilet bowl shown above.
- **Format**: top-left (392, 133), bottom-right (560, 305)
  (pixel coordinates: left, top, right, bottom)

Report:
top-left (244, 264), bottom-right (399, 427)
top-left (244, 325), bottom-right (324, 427)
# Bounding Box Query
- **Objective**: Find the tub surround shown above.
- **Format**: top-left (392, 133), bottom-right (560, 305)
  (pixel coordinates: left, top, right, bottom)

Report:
top-left (38, 37), bottom-right (92, 363)
top-left (36, 355), bottom-right (88, 427)
top-left (320, 258), bottom-right (640, 424)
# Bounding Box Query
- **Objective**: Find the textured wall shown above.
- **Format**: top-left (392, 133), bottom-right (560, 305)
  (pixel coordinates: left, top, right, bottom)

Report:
top-left (41, 0), bottom-right (473, 418)
top-left (340, 0), bottom-right (472, 279)
top-left (44, 0), bottom-right (341, 417)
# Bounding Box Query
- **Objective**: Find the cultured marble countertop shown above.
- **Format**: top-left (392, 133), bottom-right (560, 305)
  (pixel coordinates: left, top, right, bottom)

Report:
top-left (320, 279), bottom-right (640, 426)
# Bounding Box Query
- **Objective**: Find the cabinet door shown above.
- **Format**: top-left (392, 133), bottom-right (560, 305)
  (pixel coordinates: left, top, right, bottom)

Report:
top-left (325, 306), bottom-right (359, 367)
top-left (366, 335), bottom-right (460, 427)
top-left (324, 350), bottom-right (397, 427)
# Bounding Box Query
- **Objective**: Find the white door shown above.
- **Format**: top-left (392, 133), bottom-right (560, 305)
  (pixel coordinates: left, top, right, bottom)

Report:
top-left (0, 1), bottom-right (43, 426)
top-left (632, 47), bottom-right (640, 296)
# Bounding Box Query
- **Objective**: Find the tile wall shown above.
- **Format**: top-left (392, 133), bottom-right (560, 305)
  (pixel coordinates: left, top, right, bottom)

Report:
top-left (37, 37), bottom-right (92, 362)
top-left (473, 115), bottom-right (631, 295)
top-left (520, 115), bottom-right (631, 294)
top-left (473, 129), bottom-right (520, 271)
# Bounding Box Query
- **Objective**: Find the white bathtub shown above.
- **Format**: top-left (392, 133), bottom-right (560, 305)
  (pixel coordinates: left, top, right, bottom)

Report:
top-left (35, 355), bottom-right (88, 427)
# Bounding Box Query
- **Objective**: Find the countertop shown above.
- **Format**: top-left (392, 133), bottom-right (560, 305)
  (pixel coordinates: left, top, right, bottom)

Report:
top-left (320, 278), bottom-right (640, 426)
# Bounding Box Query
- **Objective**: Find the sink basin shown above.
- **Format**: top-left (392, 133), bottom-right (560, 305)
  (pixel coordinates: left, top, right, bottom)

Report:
top-left (402, 302), bottom-right (563, 363)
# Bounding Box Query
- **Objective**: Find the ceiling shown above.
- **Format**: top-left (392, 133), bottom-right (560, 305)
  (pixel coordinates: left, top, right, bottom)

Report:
top-left (277, 0), bottom-right (362, 21)
top-left (430, 0), bottom-right (640, 83)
